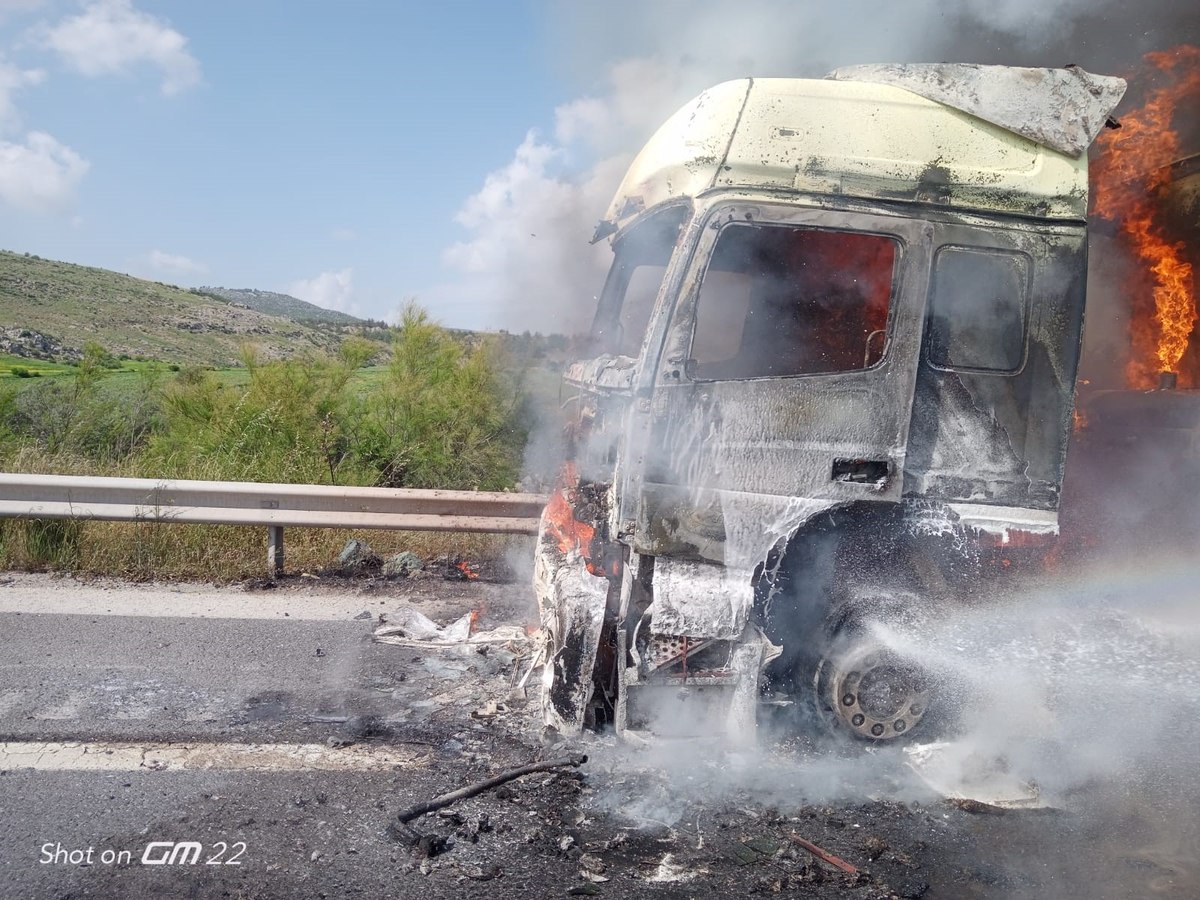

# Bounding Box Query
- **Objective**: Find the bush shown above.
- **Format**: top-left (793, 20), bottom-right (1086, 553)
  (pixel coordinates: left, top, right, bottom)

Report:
top-left (139, 308), bottom-right (525, 491)
top-left (350, 305), bottom-right (526, 489)
top-left (5, 354), bottom-right (161, 460)
top-left (10, 366), bottom-right (33, 378)
top-left (144, 342), bottom-right (373, 484)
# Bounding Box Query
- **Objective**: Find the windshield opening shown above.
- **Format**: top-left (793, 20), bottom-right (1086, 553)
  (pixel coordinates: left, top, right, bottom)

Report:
top-left (588, 205), bottom-right (690, 357)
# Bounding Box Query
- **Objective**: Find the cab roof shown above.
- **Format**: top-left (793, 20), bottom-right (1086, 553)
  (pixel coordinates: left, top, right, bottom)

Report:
top-left (597, 66), bottom-right (1126, 240)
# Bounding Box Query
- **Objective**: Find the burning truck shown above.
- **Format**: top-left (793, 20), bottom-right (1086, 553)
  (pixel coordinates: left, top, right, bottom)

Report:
top-left (533, 64), bottom-right (1128, 744)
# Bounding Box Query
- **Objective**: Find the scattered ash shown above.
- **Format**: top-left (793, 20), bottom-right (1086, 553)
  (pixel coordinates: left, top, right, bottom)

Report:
top-left (224, 569), bottom-right (1200, 898)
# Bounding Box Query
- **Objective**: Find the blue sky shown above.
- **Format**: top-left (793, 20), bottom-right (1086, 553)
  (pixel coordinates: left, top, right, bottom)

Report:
top-left (0, 0), bottom-right (577, 327)
top-left (0, 1), bottom-right (1190, 331)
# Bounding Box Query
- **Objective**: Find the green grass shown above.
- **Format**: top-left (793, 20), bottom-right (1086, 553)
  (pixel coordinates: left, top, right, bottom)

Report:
top-left (3, 362), bottom-right (388, 398)
top-left (0, 355), bottom-right (174, 381)
top-left (0, 516), bottom-right (525, 581)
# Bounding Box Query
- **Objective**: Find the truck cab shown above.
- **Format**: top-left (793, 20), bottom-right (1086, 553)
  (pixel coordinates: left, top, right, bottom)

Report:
top-left (535, 65), bottom-right (1126, 743)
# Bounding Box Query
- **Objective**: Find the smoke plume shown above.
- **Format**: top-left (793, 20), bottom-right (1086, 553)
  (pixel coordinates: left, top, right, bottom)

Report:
top-left (444, 0), bottom-right (1199, 333)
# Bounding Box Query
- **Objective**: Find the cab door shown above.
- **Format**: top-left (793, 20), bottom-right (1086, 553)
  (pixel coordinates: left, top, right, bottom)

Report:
top-left (620, 201), bottom-right (932, 568)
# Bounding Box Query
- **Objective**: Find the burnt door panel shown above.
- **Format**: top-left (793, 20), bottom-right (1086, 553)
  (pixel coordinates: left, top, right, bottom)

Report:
top-left (629, 203), bottom-right (932, 567)
top-left (904, 223), bottom-right (1087, 510)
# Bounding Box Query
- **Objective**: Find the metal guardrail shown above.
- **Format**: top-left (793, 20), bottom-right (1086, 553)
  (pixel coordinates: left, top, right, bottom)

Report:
top-left (0, 473), bottom-right (548, 575)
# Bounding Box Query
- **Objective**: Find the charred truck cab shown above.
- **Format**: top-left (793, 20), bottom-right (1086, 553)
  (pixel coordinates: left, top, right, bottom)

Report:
top-left (535, 65), bottom-right (1126, 743)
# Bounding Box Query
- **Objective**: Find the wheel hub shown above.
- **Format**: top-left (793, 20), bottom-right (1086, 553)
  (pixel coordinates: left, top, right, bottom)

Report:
top-left (822, 642), bottom-right (931, 741)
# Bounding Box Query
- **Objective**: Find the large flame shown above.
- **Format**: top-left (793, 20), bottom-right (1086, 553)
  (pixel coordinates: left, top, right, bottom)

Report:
top-left (1092, 46), bottom-right (1200, 388)
top-left (543, 462), bottom-right (606, 576)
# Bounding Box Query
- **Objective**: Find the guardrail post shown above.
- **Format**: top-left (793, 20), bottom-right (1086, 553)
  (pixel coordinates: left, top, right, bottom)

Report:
top-left (267, 525), bottom-right (284, 578)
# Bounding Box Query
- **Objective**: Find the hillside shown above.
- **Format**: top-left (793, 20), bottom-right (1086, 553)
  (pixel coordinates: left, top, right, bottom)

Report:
top-left (200, 286), bottom-right (366, 325)
top-left (0, 251), bottom-right (344, 367)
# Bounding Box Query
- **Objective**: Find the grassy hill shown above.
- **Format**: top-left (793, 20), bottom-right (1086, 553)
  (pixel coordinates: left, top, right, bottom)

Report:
top-left (200, 286), bottom-right (367, 325)
top-left (0, 250), bottom-right (345, 367)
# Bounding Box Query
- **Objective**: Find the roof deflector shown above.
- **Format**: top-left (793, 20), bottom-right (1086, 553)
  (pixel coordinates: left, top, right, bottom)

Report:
top-left (828, 63), bottom-right (1127, 158)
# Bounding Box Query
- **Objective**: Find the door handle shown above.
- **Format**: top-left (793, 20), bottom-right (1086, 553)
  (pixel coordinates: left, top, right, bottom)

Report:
top-left (831, 458), bottom-right (890, 485)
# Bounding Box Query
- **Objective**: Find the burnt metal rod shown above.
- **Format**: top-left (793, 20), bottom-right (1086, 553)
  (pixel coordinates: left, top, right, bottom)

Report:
top-left (786, 833), bottom-right (859, 874)
top-left (395, 753), bottom-right (588, 824)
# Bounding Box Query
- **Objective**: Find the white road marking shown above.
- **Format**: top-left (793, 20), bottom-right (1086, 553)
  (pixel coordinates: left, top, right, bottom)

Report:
top-left (0, 740), bottom-right (426, 772)
top-left (0, 575), bottom-right (397, 621)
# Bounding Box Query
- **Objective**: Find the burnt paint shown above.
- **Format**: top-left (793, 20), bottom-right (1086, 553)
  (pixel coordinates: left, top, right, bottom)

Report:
top-left (569, 194), bottom-right (1087, 570)
top-left (548, 625), bottom-right (593, 725)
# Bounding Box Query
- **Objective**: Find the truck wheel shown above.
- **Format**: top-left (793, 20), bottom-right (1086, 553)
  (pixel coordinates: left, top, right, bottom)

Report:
top-left (811, 589), bottom-right (939, 742)
top-left (814, 636), bottom-right (932, 741)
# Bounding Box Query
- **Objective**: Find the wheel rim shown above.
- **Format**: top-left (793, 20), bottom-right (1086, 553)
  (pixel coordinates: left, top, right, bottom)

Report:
top-left (820, 641), bottom-right (931, 741)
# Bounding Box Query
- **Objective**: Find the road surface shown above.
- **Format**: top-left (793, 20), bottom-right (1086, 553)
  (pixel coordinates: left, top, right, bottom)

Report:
top-left (0, 571), bottom-right (1196, 899)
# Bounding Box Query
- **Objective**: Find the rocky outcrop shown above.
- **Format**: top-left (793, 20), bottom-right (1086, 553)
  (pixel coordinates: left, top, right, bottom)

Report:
top-left (0, 328), bottom-right (81, 363)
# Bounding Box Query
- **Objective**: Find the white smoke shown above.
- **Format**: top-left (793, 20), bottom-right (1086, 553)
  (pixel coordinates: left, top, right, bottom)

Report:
top-left (444, 0), bottom-right (1125, 332)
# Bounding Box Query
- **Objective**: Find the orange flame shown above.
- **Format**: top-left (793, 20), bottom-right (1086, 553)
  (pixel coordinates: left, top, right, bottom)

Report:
top-left (543, 462), bottom-right (606, 576)
top-left (456, 560), bottom-right (479, 580)
top-left (1092, 46), bottom-right (1200, 388)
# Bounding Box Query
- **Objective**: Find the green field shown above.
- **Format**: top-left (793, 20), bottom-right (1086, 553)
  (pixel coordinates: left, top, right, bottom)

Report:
top-left (0, 353), bottom-right (75, 378)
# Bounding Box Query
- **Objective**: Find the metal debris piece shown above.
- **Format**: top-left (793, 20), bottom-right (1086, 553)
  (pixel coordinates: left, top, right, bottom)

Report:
top-left (392, 754), bottom-right (588, 836)
top-left (373, 607), bottom-right (528, 648)
top-left (904, 741), bottom-right (1045, 809)
top-left (828, 63), bottom-right (1126, 157)
top-left (785, 834), bottom-right (859, 874)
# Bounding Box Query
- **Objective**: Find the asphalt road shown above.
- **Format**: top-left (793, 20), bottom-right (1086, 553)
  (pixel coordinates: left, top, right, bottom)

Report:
top-left (0, 572), bottom-right (573, 900)
top-left (1, 572), bottom-right (1198, 900)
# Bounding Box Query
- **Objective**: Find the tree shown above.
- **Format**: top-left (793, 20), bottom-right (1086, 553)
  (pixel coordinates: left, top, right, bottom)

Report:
top-left (351, 304), bottom-right (525, 489)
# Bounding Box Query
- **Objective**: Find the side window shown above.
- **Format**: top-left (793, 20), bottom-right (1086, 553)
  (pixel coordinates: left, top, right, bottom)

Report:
top-left (690, 223), bottom-right (897, 380)
top-left (926, 246), bottom-right (1030, 373)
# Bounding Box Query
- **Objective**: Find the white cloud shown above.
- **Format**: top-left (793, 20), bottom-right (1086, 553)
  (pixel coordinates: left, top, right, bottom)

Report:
top-left (148, 248), bottom-right (206, 276)
top-left (39, 0), bottom-right (200, 96)
top-left (0, 57), bottom-right (44, 128)
top-left (330, 226), bottom-right (357, 242)
top-left (0, 130), bottom-right (88, 212)
top-left (288, 268), bottom-right (356, 314)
